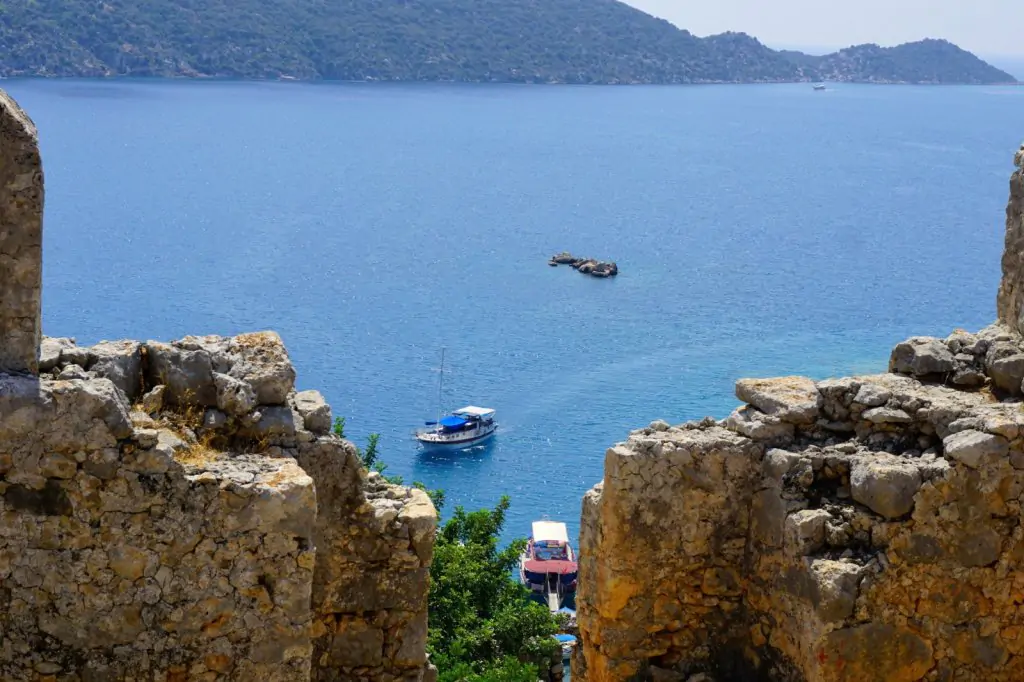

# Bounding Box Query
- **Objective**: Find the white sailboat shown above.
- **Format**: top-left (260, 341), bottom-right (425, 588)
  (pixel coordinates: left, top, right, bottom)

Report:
top-left (414, 348), bottom-right (497, 448)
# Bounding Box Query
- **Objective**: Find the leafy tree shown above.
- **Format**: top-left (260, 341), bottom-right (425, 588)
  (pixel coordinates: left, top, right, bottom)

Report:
top-left (428, 496), bottom-right (558, 680)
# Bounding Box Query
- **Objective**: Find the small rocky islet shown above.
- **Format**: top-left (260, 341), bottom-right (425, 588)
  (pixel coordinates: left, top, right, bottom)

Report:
top-left (548, 252), bottom-right (619, 278)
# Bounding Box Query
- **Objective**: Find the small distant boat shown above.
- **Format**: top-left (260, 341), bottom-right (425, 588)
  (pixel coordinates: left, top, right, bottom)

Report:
top-left (519, 520), bottom-right (579, 612)
top-left (414, 348), bottom-right (497, 448)
top-left (813, 83), bottom-right (827, 91)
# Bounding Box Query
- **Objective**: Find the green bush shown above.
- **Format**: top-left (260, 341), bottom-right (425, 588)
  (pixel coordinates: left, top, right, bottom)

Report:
top-left (441, 657), bottom-right (541, 682)
top-left (429, 496), bottom-right (558, 679)
top-left (331, 421), bottom-right (557, 680)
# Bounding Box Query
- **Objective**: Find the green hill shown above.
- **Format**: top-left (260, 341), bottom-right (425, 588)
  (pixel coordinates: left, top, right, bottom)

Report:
top-left (0, 0), bottom-right (1015, 84)
top-left (794, 39), bottom-right (1018, 84)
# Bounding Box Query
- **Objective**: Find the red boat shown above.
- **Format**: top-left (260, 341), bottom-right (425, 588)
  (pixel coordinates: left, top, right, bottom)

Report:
top-left (519, 520), bottom-right (578, 611)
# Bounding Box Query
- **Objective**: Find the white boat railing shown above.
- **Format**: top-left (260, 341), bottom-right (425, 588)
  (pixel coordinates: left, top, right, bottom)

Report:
top-left (415, 421), bottom-right (496, 442)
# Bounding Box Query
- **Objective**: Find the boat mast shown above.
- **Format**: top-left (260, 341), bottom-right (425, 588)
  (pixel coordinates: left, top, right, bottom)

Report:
top-left (436, 347), bottom-right (445, 428)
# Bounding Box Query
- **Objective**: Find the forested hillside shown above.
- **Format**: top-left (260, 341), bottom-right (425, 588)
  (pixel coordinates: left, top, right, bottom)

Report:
top-left (0, 0), bottom-right (1014, 84)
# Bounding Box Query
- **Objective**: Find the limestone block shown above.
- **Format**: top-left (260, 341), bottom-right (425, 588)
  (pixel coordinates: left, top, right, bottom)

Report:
top-left (144, 339), bottom-right (217, 406)
top-left (294, 389), bottom-right (332, 435)
top-left (724, 405), bottom-right (794, 443)
top-left (889, 336), bottom-right (956, 377)
top-left (140, 384), bottom-right (165, 413)
top-left (735, 376), bottom-right (821, 424)
top-left (39, 336), bottom-right (74, 372)
top-left (987, 351), bottom-right (1024, 395)
top-left (785, 509), bottom-right (831, 555)
top-left (861, 407), bottom-right (912, 424)
top-left (850, 458), bottom-right (922, 519)
top-left (214, 370), bottom-right (258, 416)
top-left (851, 382), bottom-right (891, 407)
top-left (225, 331), bottom-right (295, 405)
top-left (943, 429), bottom-right (1010, 468)
top-left (89, 340), bottom-right (143, 401)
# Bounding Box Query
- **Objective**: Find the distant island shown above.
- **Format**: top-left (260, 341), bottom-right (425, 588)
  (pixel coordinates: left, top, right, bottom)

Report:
top-left (0, 0), bottom-right (1016, 85)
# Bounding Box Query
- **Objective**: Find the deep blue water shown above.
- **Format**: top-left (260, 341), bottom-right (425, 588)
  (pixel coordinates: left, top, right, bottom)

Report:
top-left (4, 79), bottom-right (1022, 547)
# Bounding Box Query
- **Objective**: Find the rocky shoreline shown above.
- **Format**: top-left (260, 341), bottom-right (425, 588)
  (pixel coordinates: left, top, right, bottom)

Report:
top-left (548, 252), bottom-right (619, 278)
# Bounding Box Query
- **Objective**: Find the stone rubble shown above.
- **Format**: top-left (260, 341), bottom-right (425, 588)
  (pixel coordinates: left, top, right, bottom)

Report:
top-left (574, 145), bottom-right (1024, 681)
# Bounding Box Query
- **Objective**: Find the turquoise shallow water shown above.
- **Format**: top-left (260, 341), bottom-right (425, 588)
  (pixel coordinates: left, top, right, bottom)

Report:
top-left (4, 79), bottom-right (1022, 546)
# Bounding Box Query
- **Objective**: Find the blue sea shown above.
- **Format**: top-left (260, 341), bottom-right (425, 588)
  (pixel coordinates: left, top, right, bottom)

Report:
top-left (4, 79), bottom-right (1022, 547)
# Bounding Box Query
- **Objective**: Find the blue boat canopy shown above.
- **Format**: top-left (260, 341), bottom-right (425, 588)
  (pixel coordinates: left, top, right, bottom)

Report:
top-left (439, 415), bottom-right (468, 428)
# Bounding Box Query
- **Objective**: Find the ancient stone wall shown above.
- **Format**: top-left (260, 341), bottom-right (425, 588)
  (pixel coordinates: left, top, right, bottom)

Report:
top-left (575, 145), bottom-right (1024, 682)
top-left (996, 144), bottom-right (1024, 335)
top-left (0, 88), bottom-right (436, 682)
top-left (1, 332), bottom-right (436, 682)
top-left (0, 90), bottom-right (44, 375)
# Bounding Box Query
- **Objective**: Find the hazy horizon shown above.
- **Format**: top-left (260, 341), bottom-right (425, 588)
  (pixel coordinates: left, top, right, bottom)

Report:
top-left (623, 1), bottom-right (1024, 58)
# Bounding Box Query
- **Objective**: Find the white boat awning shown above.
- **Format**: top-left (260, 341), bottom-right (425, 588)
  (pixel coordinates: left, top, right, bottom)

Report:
top-left (532, 521), bottom-right (569, 544)
top-left (454, 405), bottom-right (495, 417)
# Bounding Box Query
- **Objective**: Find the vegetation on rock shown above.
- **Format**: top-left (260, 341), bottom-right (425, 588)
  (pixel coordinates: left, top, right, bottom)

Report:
top-left (0, 0), bottom-right (1014, 83)
top-left (337, 422), bottom-right (555, 679)
top-left (428, 495), bottom-right (559, 681)
top-left (334, 416), bottom-right (405, 485)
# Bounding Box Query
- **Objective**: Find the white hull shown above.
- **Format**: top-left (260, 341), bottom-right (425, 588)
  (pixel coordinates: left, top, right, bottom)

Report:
top-left (415, 422), bottom-right (497, 448)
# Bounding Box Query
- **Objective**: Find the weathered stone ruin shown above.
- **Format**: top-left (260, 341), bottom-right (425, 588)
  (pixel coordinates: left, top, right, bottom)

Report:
top-left (0, 90), bottom-right (436, 680)
top-left (0, 89), bottom-right (43, 376)
top-left (574, 143), bottom-right (1024, 682)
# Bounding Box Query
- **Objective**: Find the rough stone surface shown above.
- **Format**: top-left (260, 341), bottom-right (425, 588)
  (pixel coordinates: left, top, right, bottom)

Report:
top-left (141, 383), bottom-right (166, 414)
top-left (943, 429), bottom-right (1010, 468)
top-left (0, 333), bottom-right (436, 682)
top-left (574, 149), bottom-right (1024, 682)
top-left (735, 376), bottom-right (821, 424)
top-left (294, 390), bottom-right (332, 435)
top-left (89, 339), bottom-right (144, 401)
top-left (214, 370), bottom-right (258, 416)
top-left (38, 336), bottom-right (73, 372)
top-left (575, 371), bottom-right (1020, 681)
top-left (0, 89), bottom-right (43, 375)
top-left (988, 351), bottom-right (1024, 395)
top-left (849, 457), bottom-right (921, 519)
top-left (889, 336), bottom-right (956, 377)
top-left (997, 145), bottom-right (1024, 334)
